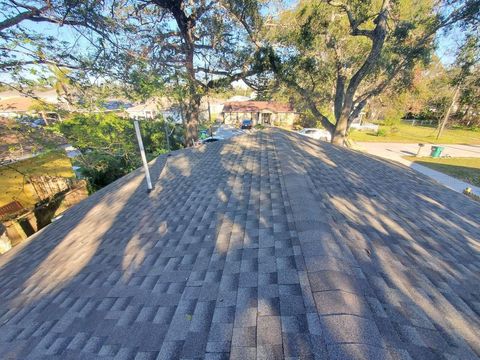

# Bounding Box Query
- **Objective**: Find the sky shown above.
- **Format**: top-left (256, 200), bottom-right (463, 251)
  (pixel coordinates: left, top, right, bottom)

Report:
top-left (436, 29), bottom-right (466, 66)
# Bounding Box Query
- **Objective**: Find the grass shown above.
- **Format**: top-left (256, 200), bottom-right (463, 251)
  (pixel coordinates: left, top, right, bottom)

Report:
top-left (404, 156), bottom-right (480, 187)
top-left (349, 123), bottom-right (480, 144)
top-left (0, 151), bottom-right (74, 208)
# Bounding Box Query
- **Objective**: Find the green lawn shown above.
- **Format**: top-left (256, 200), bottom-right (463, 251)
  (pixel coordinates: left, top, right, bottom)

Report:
top-left (350, 124), bottom-right (480, 144)
top-left (0, 151), bottom-right (74, 208)
top-left (404, 157), bottom-right (480, 187)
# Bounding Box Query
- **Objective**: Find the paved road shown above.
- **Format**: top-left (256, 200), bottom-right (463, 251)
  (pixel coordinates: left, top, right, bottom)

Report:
top-left (0, 129), bottom-right (479, 359)
top-left (358, 142), bottom-right (480, 195)
top-left (358, 142), bottom-right (480, 161)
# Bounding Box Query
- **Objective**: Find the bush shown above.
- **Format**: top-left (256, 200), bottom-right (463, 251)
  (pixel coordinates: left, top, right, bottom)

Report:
top-left (54, 113), bottom-right (183, 191)
top-left (376, 128), bottom-right (387, 137)
top-left (77, 152), bottom-right (140, 191)
top-left (254, 124), bottom-right (265, 130)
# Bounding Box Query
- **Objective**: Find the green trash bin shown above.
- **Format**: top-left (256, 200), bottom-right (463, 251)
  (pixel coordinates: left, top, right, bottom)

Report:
top-left (430, 146), bottom-right (444, 158)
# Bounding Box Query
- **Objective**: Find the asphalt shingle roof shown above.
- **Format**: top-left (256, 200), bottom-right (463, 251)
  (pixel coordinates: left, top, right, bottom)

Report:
top-left (0, 129), bottom-right (479, 359)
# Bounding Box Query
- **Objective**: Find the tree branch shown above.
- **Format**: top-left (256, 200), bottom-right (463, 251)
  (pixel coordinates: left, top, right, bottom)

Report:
top-left (0, 5), bottom-right (47, 31)
top-left (326, 0), bottom-right (374, 38)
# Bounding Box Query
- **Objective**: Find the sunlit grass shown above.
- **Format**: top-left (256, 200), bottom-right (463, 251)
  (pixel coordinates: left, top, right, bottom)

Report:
top-left (350, 124), bottom-right (480, 144)
top-left (405, 156), bottom-right (480, 187)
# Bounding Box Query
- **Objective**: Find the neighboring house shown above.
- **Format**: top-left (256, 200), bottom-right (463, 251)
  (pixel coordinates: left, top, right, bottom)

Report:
top-left (0, 97), bottom-right (65, 124)
top-left (222, 101), bottom-right (297, 128)
top-left (349, 111), bottom-right (379, 132)
top-left (125, 98), bottom-right (183, 123)
top-left (126, 97), bottom-right (228, 124)
top-left (0, 90), bottom-right (71, 119)
top-left (0, 89), bottom-right (59, 103)
top-left (125, 102), bottom-right (158, 119)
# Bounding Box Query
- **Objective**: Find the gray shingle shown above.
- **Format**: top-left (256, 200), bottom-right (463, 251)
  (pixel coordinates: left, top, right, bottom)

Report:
top-left (320, 314), bottom-right (381, 346)
top-left (313, 290), bottom-right (373, 318)
top-left (257, 316), bottom-right (282, 345)
top-left (327, 343), bottom-right (393, 360)
top-left (231, 326), bottom-right (256, 347)
top-left (0, 129), bottom-right (479, 360)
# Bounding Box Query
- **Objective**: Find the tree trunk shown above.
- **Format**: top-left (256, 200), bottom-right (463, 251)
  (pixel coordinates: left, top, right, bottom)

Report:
top-left (332, 112), bottom-right (349, 145)
top-left (154, 0), bottom-right (200, 147)
top-left (331, 0), bottom-right (390, 145)
top-left (184, 37), bottom-right (199, 146)
top-left (185, 96), bottom-right (200, 146)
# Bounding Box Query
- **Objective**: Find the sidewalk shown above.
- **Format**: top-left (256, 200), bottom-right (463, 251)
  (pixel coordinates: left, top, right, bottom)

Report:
top-left (357, 142), bottom-right (480, 196)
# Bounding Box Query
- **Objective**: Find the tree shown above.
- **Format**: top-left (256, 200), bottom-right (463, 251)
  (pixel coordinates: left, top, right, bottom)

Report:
top-left (53, 112), bottom-right (181, 190)
top-left (259, 0), bottom-right (480, 145)
top-left (0, 1), bottom-right (117, 90)
top-left (366, 58), bottom-right (452, 124)
top-left (454, 34), bottom-right (480, 126)
top-left (74, 0), bottom-right (263, 146)
top-left (49, 66), bottom-right (75, 106)
top-left (436, 33), bottom-right (480, 136)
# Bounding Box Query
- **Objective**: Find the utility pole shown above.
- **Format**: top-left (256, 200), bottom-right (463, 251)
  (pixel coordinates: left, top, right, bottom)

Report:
top-left (133, 119), bottom-right (153, 192)
top-left (437, 85), bottom-right (460, 140)
top-left (164, 120), bottom-right (171, 152)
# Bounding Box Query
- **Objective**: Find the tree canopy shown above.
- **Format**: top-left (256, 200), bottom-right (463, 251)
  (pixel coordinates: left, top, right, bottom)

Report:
top-left (50, 0), bottom-right (265, 145)
top-left (257, 0), bottom-right (480, 144)
top-left (0, 1), bottom-right (117, 88)
top-left (1, 0), bottom-right (479, 146)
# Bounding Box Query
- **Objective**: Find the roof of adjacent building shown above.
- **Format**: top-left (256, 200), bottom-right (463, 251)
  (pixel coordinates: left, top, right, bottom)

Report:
top-left (0, 89), bottom-right (59, 103)
top-left (126, 97), bottom-right (177, 114)
top-left (0, 97), bottom-right (37, 113)
top-left (0, 129), bottom-right (479, 359)
top-left (0, 201), bottom-right (24, 219)
top-left (222, 101), bottom-right (294, 113)
top-left (0, 95), bottom-right (69, 113)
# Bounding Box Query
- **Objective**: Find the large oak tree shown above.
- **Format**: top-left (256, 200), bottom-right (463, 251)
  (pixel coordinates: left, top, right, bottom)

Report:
top-left (261, 0), bottom-right (480, 145)
top-left (82, 0), bottom-right (264, 146)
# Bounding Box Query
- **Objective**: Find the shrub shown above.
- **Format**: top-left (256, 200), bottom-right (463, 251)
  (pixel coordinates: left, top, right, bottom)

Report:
top-left (76, 152), bottom-right (140, 191)
top-left (54, 113), bottom-right (183, 191)
top-left (376, 128), bottom-right (387, 137)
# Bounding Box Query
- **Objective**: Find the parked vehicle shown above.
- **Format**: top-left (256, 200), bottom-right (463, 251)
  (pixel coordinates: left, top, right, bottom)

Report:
top-left (298, 128), bottom-right (332, 141)
top-left (350, 122), bottom-right (379, 132)
top-left (18, 118), bottom-right (46, 128)
top-left (33, 118), bottom-right (47, 126)
top-left (241, 119), bottom-right (252, 130)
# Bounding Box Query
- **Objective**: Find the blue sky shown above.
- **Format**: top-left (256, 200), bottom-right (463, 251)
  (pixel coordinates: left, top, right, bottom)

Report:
top-left (436, 29), bottom-right (465, 66)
